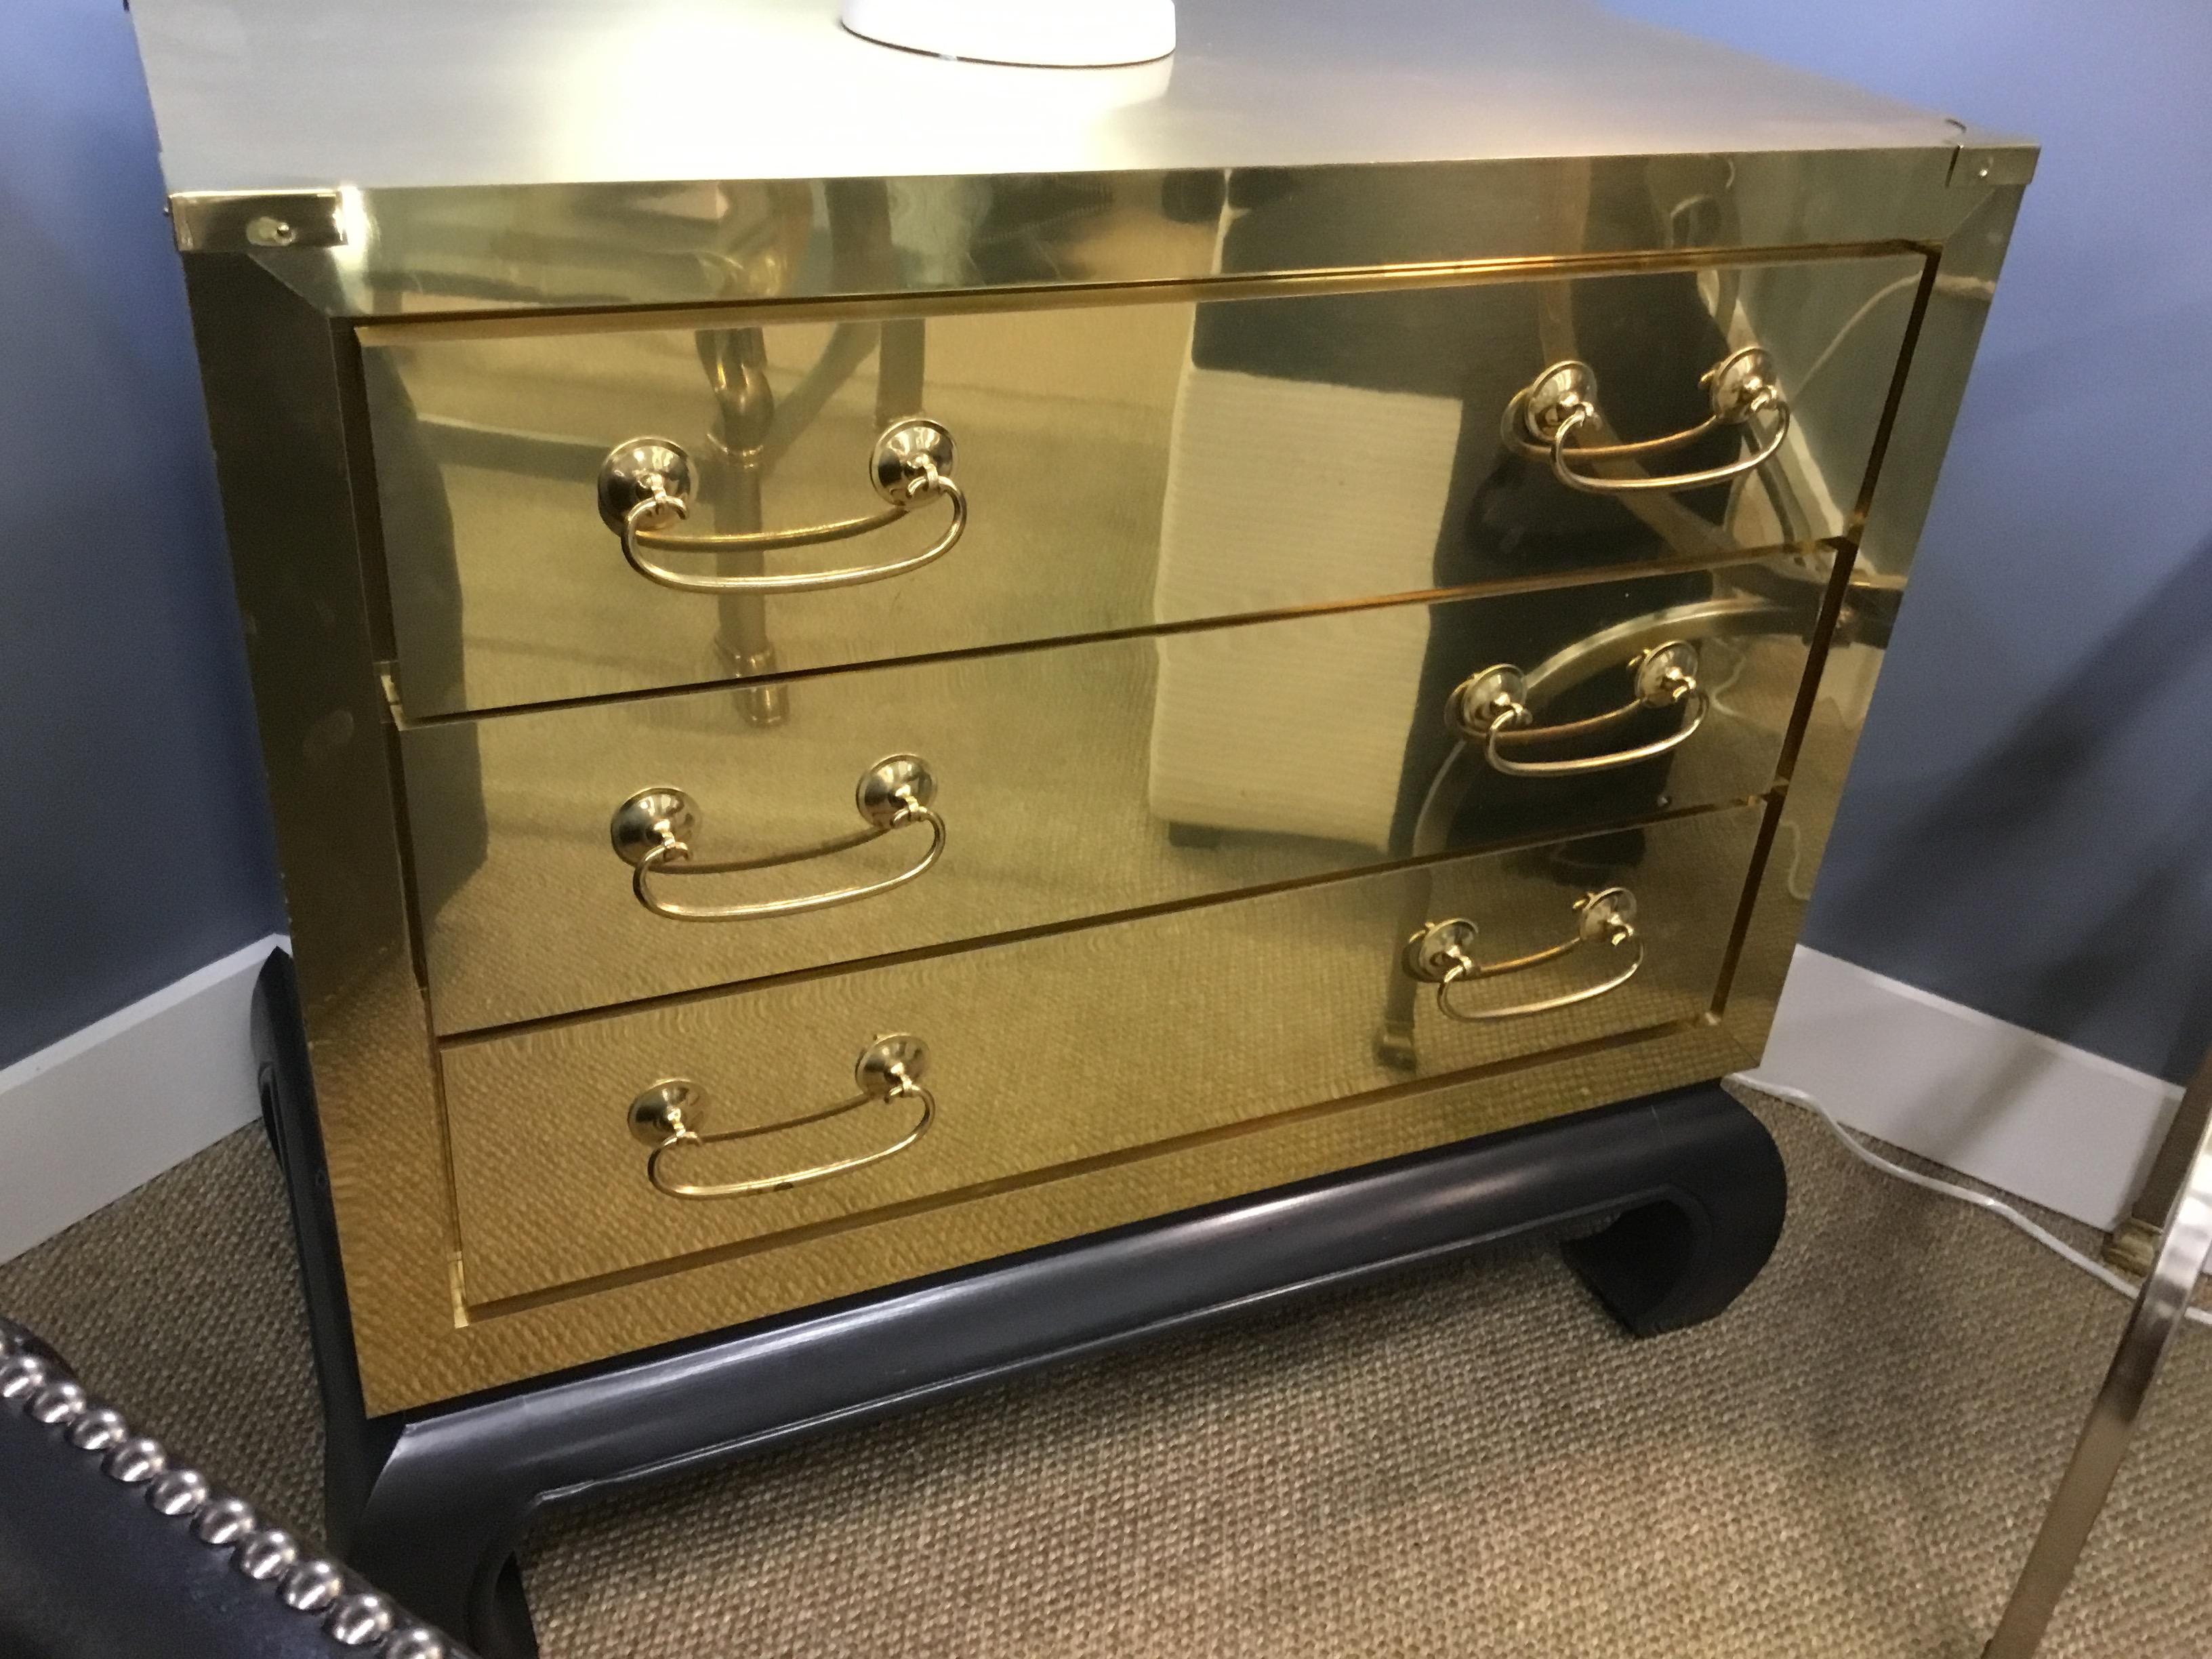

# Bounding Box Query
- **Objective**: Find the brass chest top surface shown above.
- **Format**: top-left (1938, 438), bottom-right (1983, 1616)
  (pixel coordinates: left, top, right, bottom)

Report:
top-left (132, 0), bottom-right (1966, 198)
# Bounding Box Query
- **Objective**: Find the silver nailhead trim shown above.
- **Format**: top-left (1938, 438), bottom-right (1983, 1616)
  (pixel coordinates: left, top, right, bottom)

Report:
top-left (66, 1406), bottom-right (128, 1451)
top-left (191, 1494), bottom-right (258, 1546)
top-left (237, 1525), bottom-right (303, 1582)
top-left (328, 1593), bottom-right (398, 1647)
top-left (148, 1467), bottom-right (212, 1517)
top-left (2, 1326), bottom-right (470, 1654)
top-left (28, 1380), bottom-right (89, 1427)
top-left (280, 1558), bottom-right (348, 1613)
top-left (104, 1435), bottom-right (168, 1483)
top-left (0, 1354), bottom-right (53, 1402)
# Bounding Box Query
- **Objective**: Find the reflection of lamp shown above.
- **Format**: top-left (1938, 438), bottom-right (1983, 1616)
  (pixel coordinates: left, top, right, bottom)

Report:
top-left (841, 0), bottom-right (1174, 67)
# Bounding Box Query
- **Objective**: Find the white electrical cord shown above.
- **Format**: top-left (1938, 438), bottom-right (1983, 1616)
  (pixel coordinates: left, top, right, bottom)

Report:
top-left (1733, 1074), bottom-right (2212, 1331)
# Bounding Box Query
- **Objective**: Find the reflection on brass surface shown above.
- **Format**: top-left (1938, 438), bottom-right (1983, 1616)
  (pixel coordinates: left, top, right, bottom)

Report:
top-left (407, 567), bottom-right (1816, 1032)
top-left (197, 150), bottom-right (2015, 324)
top-left (1716, 180), bottom-right (2021, 1059)
top-left (436, 1024), bottom-right (1753, 1409)
top-left (365, 253), bottom-right (1916, 716)
top-left (165, 102), bottom-right (2026, 1412)
top-left (443, 806), bottom-right (1761, 1307)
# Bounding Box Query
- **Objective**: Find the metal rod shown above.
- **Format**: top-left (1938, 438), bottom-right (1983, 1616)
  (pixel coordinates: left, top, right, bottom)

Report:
top-left (2104, 1073), bottom-right (2212, 1277)
top-left (1982, 1044), bottom-right (2212, 1658)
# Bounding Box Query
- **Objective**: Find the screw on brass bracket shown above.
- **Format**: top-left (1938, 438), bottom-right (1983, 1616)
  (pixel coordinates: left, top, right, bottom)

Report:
top-left (170, 190), bottom-right (348, 253)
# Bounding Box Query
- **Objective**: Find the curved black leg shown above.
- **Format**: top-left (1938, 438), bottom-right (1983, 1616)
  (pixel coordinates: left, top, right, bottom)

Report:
top-left (1560, 1080), bottom-right (1787, 1334)
top-left (340, 1470), bottom-right (539, 1659)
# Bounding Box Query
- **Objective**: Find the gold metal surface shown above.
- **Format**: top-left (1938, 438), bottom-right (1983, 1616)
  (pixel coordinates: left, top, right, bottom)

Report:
top-left (406, 562), bottom-right (1821, 1033)
top-left (177, 148), bottom-right (2018, 323)
top-left (131, 0), bottom-right (1988, 208)
top-left (364, 252), bottom-right (1917, 716)
top-left (169, 115), bottom-right (2025, 1412)
top-left (443, 1025), bottom-right (1755, 1408)
top-left (1714, 176), bottom-right (2024, 1061)
top-left (441, 805), bottom-right (1763, 1308)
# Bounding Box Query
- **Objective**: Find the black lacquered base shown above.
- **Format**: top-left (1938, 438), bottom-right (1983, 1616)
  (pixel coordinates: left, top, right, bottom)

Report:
top-left (253, 955), bottom-right (1785, 1658)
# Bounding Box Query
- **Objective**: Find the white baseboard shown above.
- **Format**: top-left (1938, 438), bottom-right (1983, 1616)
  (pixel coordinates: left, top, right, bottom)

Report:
top-left (1748, 945), bottom-right (2184, 1231)
top-left (0, 936), bottom-right (287, 1265)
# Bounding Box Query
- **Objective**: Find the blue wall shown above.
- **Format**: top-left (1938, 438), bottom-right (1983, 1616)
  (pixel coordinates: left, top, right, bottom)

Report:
top-left (10, 0), bottom-right (2212, 1086)
top-left (1607, 1), bottom-right (2212, 1082)
top-left (0, 0), bottom-right (282, 1067)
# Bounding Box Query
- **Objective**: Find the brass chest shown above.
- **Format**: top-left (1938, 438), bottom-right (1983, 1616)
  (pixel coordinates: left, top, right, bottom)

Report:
top-left (135, 0), bottom-right (2028, 1416)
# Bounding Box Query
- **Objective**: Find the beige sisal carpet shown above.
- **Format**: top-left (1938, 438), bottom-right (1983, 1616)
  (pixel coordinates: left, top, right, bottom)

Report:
top-left (2, 1086), bottom-right (2206, 1657)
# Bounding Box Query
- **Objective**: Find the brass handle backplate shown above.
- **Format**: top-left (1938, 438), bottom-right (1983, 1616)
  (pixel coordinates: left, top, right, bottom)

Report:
top-left (1402, 887), bottom-right (1643, 1022)
top-left (1502, 346), bottom-right (1790, 496)
top-left (628, 1033), bottom-right (934, 1200)
top-left (610, 754), bottom-right (945, 922)
top-left (597, 417), bottom-right (965, 594)
top-left (1448, 640), bottom-right (1707, 777)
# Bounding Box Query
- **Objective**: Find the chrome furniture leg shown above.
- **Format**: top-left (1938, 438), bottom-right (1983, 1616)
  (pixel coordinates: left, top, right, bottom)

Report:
top-left (1982, 1046), bottom-right (2212, 1658)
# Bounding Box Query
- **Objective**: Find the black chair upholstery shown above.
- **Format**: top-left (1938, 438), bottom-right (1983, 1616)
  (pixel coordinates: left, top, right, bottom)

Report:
top-left (0, 1318), bottom-right (468, 1659)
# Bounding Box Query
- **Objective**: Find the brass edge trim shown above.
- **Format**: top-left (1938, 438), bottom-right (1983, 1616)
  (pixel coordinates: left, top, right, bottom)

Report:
top-left (1706, 548), bottom-right (1859, 1015)
top-left (436, 793), bottom-right (1776, 1047)
top-left (460, 1012), bottom-right (1757, 1323)
top-left (1700, 243), bottom-right (1951, 1016)
top-left (1841, 253), bottom-right (1947, 537)
top-left (390, 545), bottom-right (1847, 731)
top-left (172, 190), bottom-right (346, 253)
top-left (1948, 142), bottom-right (2039, 188)
top-left (350, 241), bottom-right (1931, 346)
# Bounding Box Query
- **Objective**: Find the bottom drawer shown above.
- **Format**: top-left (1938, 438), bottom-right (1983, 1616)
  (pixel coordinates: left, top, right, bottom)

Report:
top-left (444, 804), bottom-right (1765, 1305)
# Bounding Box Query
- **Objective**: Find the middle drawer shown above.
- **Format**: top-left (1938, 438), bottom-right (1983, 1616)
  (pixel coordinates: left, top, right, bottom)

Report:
top-left (403, 559), bottom-right (1821, 1032)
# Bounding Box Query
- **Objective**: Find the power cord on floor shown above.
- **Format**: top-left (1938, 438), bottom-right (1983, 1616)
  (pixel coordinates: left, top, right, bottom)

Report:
top-left (1730, 1074), bottom-right (2212, 1332)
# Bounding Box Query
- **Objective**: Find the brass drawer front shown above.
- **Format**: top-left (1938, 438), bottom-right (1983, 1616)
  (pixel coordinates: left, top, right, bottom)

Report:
top-left (364, 253), bottom-right (1918, 716)
top-left (443, 803), bottom-right (1765, 1307)
top-left (405, 562), bottom-right (1820, 1031)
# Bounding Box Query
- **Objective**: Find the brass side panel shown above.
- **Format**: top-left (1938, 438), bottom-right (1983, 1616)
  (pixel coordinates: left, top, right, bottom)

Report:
top-left (365, 253), bottom-right (1918, 714)
top-left (444, 804), bottom-right (1765, 1305)
top-left (1717, 186), bottom-right (2027, 1055)
top-left (409, 563), bottom-right (1820, 1031)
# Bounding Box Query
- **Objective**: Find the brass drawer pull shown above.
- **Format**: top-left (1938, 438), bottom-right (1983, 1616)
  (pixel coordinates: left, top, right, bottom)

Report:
top-left (595, 418), bottom-right (966, 594)
top-left (1449, 641), bottom-right (1706, 777)
top-left (627, 1034), bottom-right (934, 1200)
top-left (609, 754), bottom-right (944, 922)
top-left (1402, 888), bottom-right (1643, 1022)
top-left (1502, 346), bottom-right (1790, 495)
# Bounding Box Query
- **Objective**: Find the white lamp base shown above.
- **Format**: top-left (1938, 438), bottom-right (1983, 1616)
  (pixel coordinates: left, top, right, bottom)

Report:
top-left (840, 0), bottom-right (1175, 67)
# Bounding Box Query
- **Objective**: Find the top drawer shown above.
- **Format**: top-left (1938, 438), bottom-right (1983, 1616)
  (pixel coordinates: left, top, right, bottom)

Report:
top-left (363, 251), bottom-right (1921, 716)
